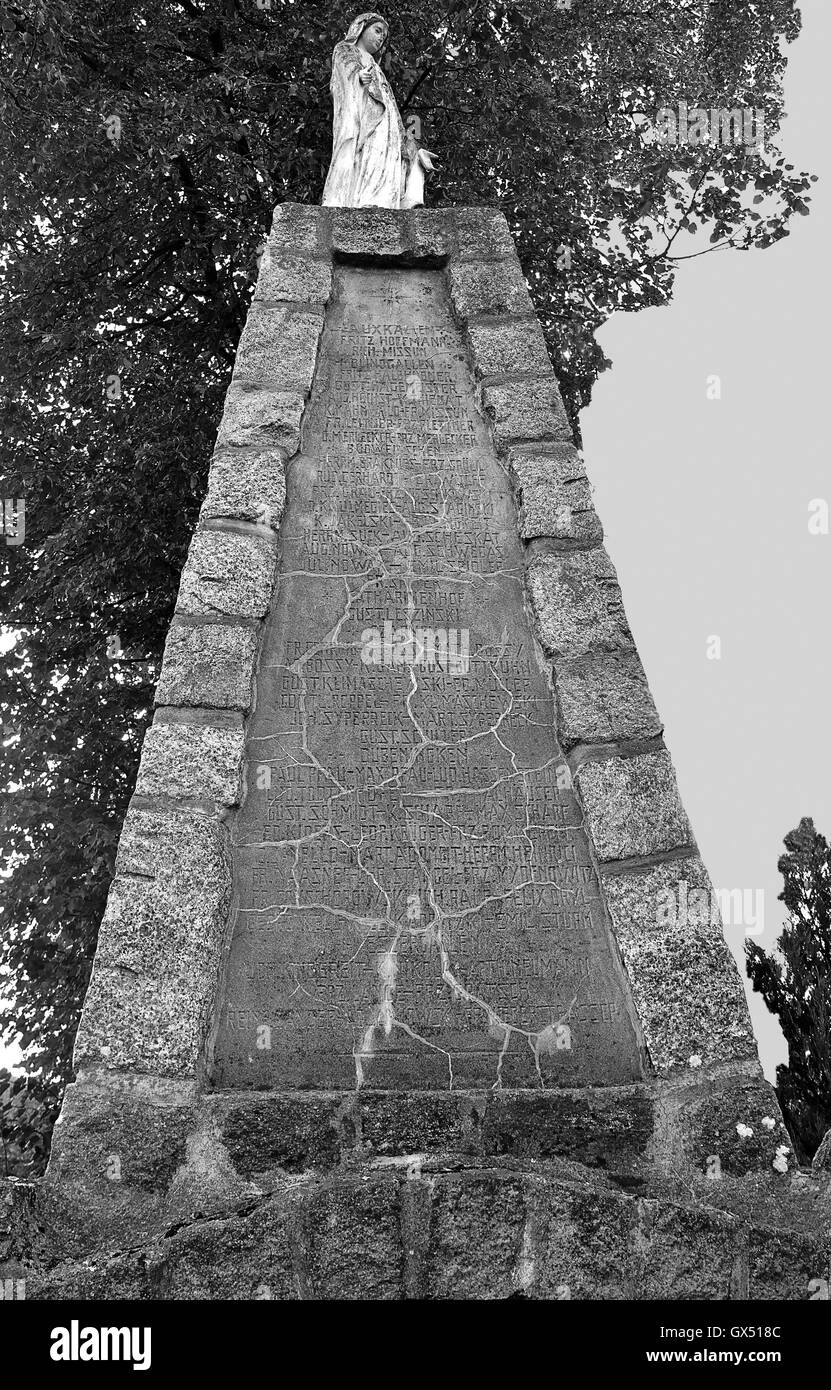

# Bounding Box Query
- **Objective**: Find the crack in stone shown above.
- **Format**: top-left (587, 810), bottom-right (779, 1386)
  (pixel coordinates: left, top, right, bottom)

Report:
top-left (215, 264), bottom-right (642, 1093)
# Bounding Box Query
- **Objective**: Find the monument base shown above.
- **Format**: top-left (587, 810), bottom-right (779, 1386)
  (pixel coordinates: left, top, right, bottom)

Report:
top-left (3, 1076), bottom-right (831, 1299)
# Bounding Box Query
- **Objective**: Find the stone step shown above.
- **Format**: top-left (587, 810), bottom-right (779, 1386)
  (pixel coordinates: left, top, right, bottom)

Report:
top-left (4, 1158), bottom-right (830, 1300)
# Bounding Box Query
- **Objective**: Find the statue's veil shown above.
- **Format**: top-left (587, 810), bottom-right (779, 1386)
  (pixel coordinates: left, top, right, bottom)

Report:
top-left (343, 12), bottom-right (389, 47)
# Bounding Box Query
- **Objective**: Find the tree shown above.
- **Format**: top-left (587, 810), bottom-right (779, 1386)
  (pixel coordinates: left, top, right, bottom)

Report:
top-left (0, 0), bottom-right (814, 1173)
top-left (746, 819), bottom-right (831, 1164)
top-left (0, 1067), bottom-right (62, 1178)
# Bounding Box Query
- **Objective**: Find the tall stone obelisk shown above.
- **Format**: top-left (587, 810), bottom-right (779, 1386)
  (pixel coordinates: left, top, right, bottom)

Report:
top-left (4, 205), bottom-right (820, 1301)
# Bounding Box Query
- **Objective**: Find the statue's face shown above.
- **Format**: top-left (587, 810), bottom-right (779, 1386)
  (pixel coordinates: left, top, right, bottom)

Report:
top-left (358, 20), bottom-right (388, 56)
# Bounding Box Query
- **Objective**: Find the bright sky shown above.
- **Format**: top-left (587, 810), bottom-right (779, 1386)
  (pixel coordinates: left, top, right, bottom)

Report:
top-left (581, 0), bottom-right (829, 1081)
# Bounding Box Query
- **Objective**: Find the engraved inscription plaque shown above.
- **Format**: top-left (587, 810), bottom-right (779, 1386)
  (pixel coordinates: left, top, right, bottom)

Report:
top-left (212, 266), bottom-right (643, 1089)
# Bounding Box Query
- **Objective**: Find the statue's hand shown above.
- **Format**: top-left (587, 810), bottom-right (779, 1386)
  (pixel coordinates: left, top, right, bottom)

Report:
top-left (418, 149), bottom-right (438, 172)
top-left (358, 68), bottom-right (374, 87)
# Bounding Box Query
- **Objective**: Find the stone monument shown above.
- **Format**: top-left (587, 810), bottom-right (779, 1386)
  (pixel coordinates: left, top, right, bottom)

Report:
top-left (2, 24), bottom-right (830, 1298)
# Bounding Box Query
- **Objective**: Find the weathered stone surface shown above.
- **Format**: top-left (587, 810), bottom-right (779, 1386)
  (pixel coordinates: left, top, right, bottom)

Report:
top-left (161, 1196), bottom-right (300, 1300)
top-left (135, 720), bottom-right (245, 805)
top-left (201, 448), bottom-right (287, 530)
top-left (256, 247), bottom-right (333, 305)
top-left (155, 622), bottom-right (258, 712)
top-left (668, 1076), bottom-right (792, 1180)
top-left (331, 206), bottom-right (407, 259)
top-left (37, 1082), bottom-right (207, 1261)
top-left (482, 376), bottom-right (571, 449)
top-left (528, 548), bottom-right (633, 659)
top-left (356, 1092), bottom-right (477, 1159)
top-left (534, 1182), bottom-right (639, 1299)
top-left (466, 316), bottom-right (553, 380)
top-left (448, 259), bottom-right (533, 319)
top-left (9, 1102), bottom-right (831, 1299)
top-left (219, 1095), bottom-right (343, 1177)
top-left (175, 528), bottom-right (277, 621)
top-left (73, 805), bottom-right (230, 1077)
top-left (554, 650), bottom-right (661, 748)
top-left (212, 263), bottom-right (642, 1092)
top-left (454, 207), bottom-right (515, 260)
top-left (215, 383), bottom-right (305, 456)
top-left (426, 1172), bottom-right (527, 1299)
top-left (603, 858), bottom-right (757, 1073)
top-left (330, 207), bottom-right (454, 264)
top-left (29, 1258), bottom-right (157, 1301)
top-left (524, 477), bottom-right (599, 543)
top-left (576, 751), bottom-right (692, 861)
top-left (511, 448), bottom-right (602, 543)
top-left (303, 1177), bottom-right (403, 1299)
top-left (233, 304), bottom-right (324, 387)
top-left (510, 441), bottom-right (586, 481)
top-left (47, 1083), bottom-right (192, 1204)
top-left (813, 1129), bottom-right (831, 1173)
top-left (748, 1226), bottom-right (830, 1300)
top-left (210, 1088), bottom-right (654, 1176)
top-left (636, 1203), bottom-right (741, 1299)
top-left (0, 1180), bottom-right (50, 1272)
top-left (269, 201), bottom-right (326, 256)
top-left (479, 1088), bottom-right (653, 1175)
top-left (398, 208), bottom-right (458, 262)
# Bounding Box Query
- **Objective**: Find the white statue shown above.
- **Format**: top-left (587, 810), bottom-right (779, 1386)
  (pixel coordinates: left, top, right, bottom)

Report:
top-left (322, 12), bottom-right (437, 210)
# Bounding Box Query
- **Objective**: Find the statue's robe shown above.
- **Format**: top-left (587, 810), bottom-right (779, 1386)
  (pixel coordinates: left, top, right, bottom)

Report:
top-left (322, 41), bottom-right (410, 209)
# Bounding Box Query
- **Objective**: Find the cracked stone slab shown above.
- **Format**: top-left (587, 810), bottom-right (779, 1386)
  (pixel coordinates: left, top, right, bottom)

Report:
top-left (212, 259), bottom-right (643, 1092)
top-left (575, 751), bottom-right (693, 861)
top-left (215, 383), bottom-right (306, 456)
top-left (554, 650), bottom-right (661, 748)
top-left (482, 376), bottom-right (572, 450)
top-left (528, 548), bottom-right (634, 659)
top-left (232, 304), bottom-right (324, 388)
top-left (135, 720), bottom-right (245, 805)
top-left (602, 858), bottom-right (758, 1072)
top-left (73, 806), bottom-right (231, 1077)
top-left (175, 529), bottom-right (277, 620)
top-left (466, 317), bottom-right (553, 380)
top-left (201, 448), bottom-right (287, 531)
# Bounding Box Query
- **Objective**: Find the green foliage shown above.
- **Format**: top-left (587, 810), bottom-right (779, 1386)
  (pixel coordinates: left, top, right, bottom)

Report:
top-left (0, 0), bottom-right (813, 1172)
top-left (746, 820), bottom-right (831, 1164)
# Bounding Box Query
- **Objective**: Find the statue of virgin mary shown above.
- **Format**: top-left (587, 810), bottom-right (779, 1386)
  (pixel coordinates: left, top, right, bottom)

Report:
top-left (322, 13), bottom-right (436, 209)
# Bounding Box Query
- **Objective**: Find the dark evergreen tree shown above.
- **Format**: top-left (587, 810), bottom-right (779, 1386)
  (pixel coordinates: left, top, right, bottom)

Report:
top-left (746, 819), bottom-right (831, 1163)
